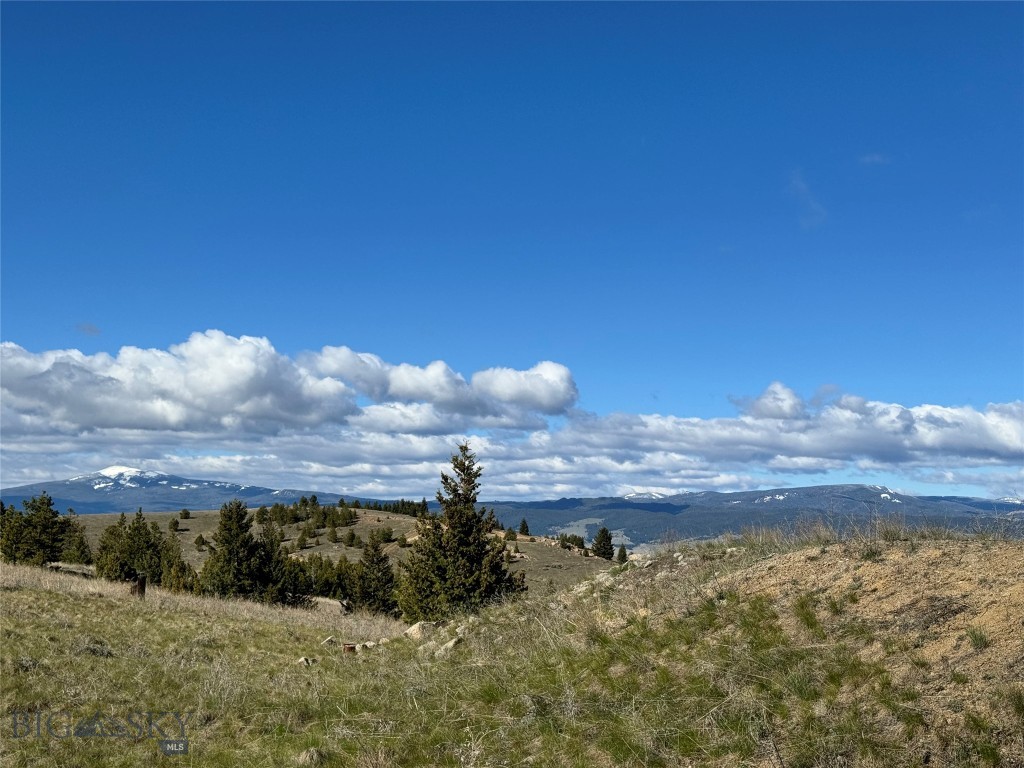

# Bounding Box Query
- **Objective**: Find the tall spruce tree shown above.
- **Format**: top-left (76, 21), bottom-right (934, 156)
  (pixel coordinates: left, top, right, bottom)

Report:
top-left (592, 526), bottom-right (614, 560)
top-left (357, 538), bottom-right (397, 615)
top-left (398, 443), bottom-right (525, 621)
top-left (201, 499), bottom-right (267, 599)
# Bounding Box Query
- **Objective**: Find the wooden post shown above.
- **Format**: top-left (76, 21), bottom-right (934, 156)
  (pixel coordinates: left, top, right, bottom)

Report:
top-left (129, 574), bottom-right (147, 599)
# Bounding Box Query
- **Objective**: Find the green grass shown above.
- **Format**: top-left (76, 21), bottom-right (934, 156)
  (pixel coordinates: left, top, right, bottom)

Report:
top-left (966, 626), bottom-right (992, 651)
top-left (3, 525), bottom-right (1023, 767)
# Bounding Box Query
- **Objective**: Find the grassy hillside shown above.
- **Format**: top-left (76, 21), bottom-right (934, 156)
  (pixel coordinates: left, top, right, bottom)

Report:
top-left (71, 509), bottom-right (611, 592)
top-left (2, 523), bottom-right (1022, 767)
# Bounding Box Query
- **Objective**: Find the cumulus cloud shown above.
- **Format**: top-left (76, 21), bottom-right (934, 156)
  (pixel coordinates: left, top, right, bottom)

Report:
top-left (739, 381), bottom-right (806, 419)
top-left (310, 345), bottom-right (577, 423)
top-left (1, 331), bottom-right (355, 436)
top-left (471, 361), bottom-right (578, 414)
top-left (1, 331), bottom-right (1021, 499)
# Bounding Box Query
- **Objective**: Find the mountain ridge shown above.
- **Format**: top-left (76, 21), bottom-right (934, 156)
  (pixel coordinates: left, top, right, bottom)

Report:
top-left (2, 468), bottom-right (1020, 546)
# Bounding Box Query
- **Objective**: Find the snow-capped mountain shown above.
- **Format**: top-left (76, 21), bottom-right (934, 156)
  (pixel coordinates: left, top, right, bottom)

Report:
top-left (2, 468), bottom-right (1021, 545)
top-left (0, 466), bottom-right (349, 515)
top-left (485, 484), bottom-right (1024, 545)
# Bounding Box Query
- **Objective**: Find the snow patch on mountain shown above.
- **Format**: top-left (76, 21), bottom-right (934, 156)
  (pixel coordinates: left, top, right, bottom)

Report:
top-left (98, 466), bottom-right (144, 478)
top-left (624, 491), bottom-right (668, 501)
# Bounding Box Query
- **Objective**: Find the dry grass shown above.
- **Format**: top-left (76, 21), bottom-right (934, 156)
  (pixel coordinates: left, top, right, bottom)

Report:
top-left (0, 563), bottom-right (404, 637)
top-left (3, 521), bottom-right (1023, 767)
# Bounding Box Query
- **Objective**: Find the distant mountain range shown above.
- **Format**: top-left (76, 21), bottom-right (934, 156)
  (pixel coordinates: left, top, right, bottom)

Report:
top-left (2, 466), bottom-right (1021, 546)
top-left (488, 486), bottom-right (1024, 546)
top-left (0, 466), bottom-right (353, 516)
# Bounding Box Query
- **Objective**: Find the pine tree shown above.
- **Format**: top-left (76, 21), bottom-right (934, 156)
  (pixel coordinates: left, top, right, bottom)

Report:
top-left (61, 516), bottom-right (93, 564)
top-left (95, 514), bottom-right (132, 580)
top-left (160, 532), bottom-right (197, 592)
top-left (518, 518), bottom-right (530, 536)
top-left (592, 526), bottom-right (614, 560)
top-left (616, 544), bottom-right (628, 564)
top-left (398, 443), bottom-right (526, 621)
top-left (95, 511), bottom-right (165, 584)
top-left (0, 493), bottom-right (69, 566)
top-left (357, 538), bottom-right (397, 615)
top-left (200, 499), bottom-right (267, 599)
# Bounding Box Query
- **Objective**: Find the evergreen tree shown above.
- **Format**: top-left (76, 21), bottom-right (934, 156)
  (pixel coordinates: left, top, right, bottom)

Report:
top-left (128, 514), bottom-right (164, 582)
top-left (95, 513), bottom-right (133, 580)
top-left (398, 443), bottom-right (525, 621)
top-left (518, 518), bottom-right (530, 536)
top-left (616, 544), bottom-right (628, 564)
top-left (61, 516), bottom-right (93, 564)
top-left (94, 511), bottom-right (162, 583)
top-left (261, 552), bottom-right (313, 608)
top-left (305, 552), bottom-right (338, 596)
top-left (0, 501), bottom-right (26, 563)
top-left (357, 538), bottom-right (397, 615)
top-left (592, 526), bottom-right (614, 560)
top-left (160, 532), bottom-right (197, 592)
top-left (200, 499), bottom-right (267, 599)
top-left (0, 493), bottom-right (70, 566)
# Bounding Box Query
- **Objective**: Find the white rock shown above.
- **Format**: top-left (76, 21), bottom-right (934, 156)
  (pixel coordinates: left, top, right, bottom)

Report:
top-left (434, 636), bottom-right (463, 659)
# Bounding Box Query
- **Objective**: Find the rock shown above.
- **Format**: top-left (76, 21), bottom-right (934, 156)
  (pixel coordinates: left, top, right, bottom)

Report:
top-left (296, 657), bottom-right (318, 666)
top-left (416, 640), bottom-right (439, 657)
top-left (378, 638), bottom-right (390, 646)
top-left (434, 636), bottom-right (463, 658)
top-left (363, 641), bottom-right (377, 650)
top-left (404, 621), bottom-right (440, 641)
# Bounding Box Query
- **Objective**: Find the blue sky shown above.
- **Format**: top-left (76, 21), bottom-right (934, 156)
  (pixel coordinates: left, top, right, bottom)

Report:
top-left (2, 2), bottom-right (1021, 500)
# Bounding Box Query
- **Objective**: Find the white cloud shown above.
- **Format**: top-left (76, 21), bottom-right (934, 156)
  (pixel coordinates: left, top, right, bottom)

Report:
top-left (309, 345), bottom-right (577, 421)
top-left (2, 331), bottom-right (1021, 499)
top-left (742, 381), bottom-right (806, 419)
top-left (471, 361), bottom-right (578, 414)
top-left (1, 331), bottom-right (355, 435)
